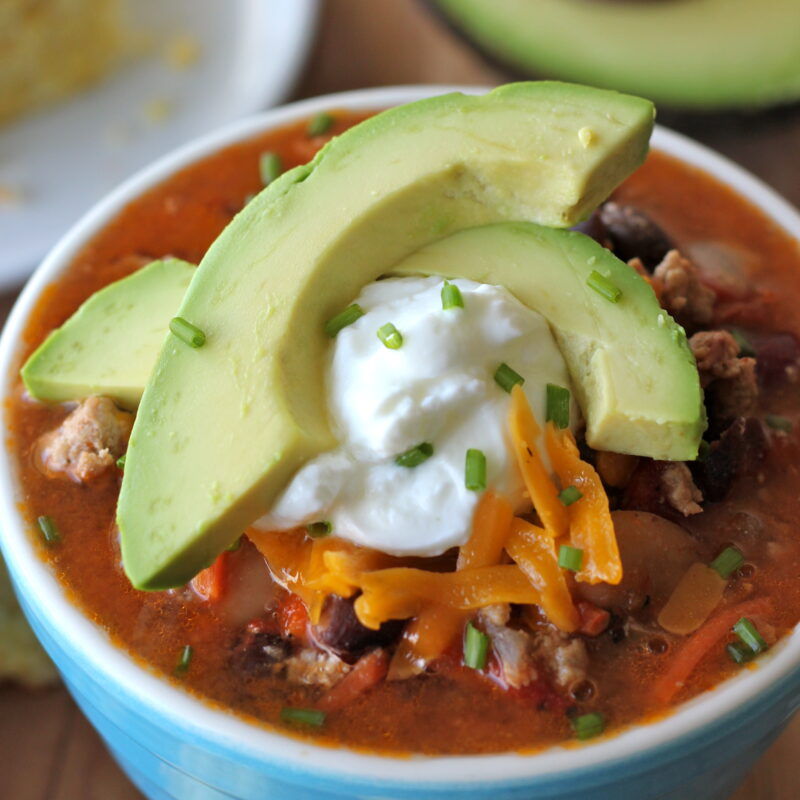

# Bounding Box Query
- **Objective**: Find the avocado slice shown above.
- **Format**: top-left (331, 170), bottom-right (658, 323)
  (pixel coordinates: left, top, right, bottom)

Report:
top-left (22, 258), bottom-right (195, 410)
top-left (119, 82), bottom-right (655, 590)
top-left (392, 222), bottom-right (703, 460)
top-left (431, 0), bottom-right (800, 109)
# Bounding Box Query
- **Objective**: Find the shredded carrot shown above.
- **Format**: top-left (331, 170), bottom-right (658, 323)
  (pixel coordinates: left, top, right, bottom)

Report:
top-left (190, 551), bottom-right (227, 601)
top-left (509, 385), bottom-right (568, 538)
top-left (276, 592), bottom-right (311, 641)
top-left (544, 422), bottom-right (622, 585)
top-left (506, 518), bottom-right (579, 633)
top-left (318, 649), bottom-right (389, 712)
top-left (652, 598), bottom-right (772, 706)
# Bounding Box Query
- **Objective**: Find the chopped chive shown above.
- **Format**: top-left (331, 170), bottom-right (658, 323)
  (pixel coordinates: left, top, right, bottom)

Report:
top-left (709, 547), bottom-right (744, 580)
top-left (325, 304), bottom-right (364, 337)
top-left (587, 270), bottom-right (622, 303)
top-left (558, 544), bottom-right (584, 572)
top-left (465, 448), bottom-right (487, 491)
top-left (175, 645), bottom-right (193, 675)
top-left (307, 520), bottom-right (333, 538)
top-left (728, 327), bottom-right (756, 357)
top-left (169, 317), bottom-right (206, 348)
top-left (494, 363), bottom-right (525, 393)
top-left (259, 151), bottom-right (282, 185)
top-left (571, 711), bottom-right (605, 741)
top-left (226, 536), bottom-right (242, 552)
top-left (558, 486), bottom-right (583, 507)
top-left (463, 622), bottom-right (489, 670)
top-left (727, 641), bottom-right (755, 664)
top-left (441, 280), bottom-right (464, 310)
top-left (733, 617), bottom-right (768, 655)
top-left (546, 384), bottom-right (571, 429)
top-left (395, 442), bottom-right (434, 468)
top-left (280, 707), bottom-right (326, 727)
top-left (307, 112), bottom-right (334, 138)
top-left (377, 322), bottom-right (403, 350)
top-left (697, 440), bottom-right (711, 461)
top-left (116, 453), bottom-right (127, 469)
top-left (765, 414), bottom-right (792, 432)
top-left (37, 515), bottom-right (60, 545)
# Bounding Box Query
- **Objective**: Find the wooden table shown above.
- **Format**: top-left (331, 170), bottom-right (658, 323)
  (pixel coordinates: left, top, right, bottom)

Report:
top-left (3, 1), bottom-right (800, 797)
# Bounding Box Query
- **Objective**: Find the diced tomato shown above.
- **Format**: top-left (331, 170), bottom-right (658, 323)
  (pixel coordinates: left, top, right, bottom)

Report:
top-left (190, 552), bottom-right (228, 601)
top-left (276, 592), bottom-right (310, 641)
top-left (577, 601), bottom-right (611, 637)
top-left (317, 649), bottom-right (389, 712)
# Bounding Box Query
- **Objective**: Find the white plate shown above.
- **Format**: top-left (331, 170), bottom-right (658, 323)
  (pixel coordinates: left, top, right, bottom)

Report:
top-left (0, 0), bottom-right (318, 290)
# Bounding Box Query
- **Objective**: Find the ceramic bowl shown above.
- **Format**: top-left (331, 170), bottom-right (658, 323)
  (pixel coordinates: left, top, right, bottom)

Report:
top-left (1, 86), bottom-right (799, 800)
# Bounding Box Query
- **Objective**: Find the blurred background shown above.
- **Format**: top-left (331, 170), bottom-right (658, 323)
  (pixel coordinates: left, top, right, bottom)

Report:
top-left (2, 0), bottom-right (799, 797)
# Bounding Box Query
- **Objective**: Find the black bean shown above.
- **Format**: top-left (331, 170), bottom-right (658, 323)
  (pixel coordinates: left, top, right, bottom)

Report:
top-left (691, 417), bottom-right (769, 502)
top-left (231, 622), bottom-right (292, 677)
top-left (751, 331), bottom-right (800, 385)
top-left (598, 202), bottom-right (674, 271)
top-left (313, 595), bottom-right (404, 664)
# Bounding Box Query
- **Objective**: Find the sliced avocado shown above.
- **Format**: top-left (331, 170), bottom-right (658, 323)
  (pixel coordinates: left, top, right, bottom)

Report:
top-left (22, 258), bottom-right (195, 410)
top-left (431, 0), bottom-right (800, 109)
top-left (119, 82), bottom-right (654, 590)
top-left (392, 222), bottom-right (703, 459)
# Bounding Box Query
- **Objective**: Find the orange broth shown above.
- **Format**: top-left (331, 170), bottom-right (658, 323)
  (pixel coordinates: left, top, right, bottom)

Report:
top-left (7, 111), bottom-right (800, 754)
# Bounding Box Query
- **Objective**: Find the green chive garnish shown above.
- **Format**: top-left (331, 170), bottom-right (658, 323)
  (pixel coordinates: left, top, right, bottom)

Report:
top-left (259, 151), bottom-right (282, 185)
top-left (307, 521), bottom-right (333, 538)
top-left (558, 544), bottom-right (584, 572)
top-left (170, 317), bottom-right (206, 348)
top-left (494, 363), bottom-right (525, 393)
top-left (377, 322), bottom-right (403, 350)
top-left (226, 537), bottom-right (242, 552)
top-left (726, 641), bottom-right (754, 664)
top-left (558, 486), bottom-right (583, 507)
top-left (395, 442), bottom-right (434, 468)
top-left (587, 270), bottom-right (622, 303)
top-left (325, 304), bottom-right (364, 337)
top-left (175, 645), bottom-right (193, 675)
top-left (728, 327), bottom-right (756, 357)
top-left (571, 711), bottom-right (605, 741)
top-left (546, 384), bottom-right (571, 429)
top-left (116, 453), bottom-right (126, 469)
top-left (465, 448), bottom-right (487, 491)
top-left (37, 515), bottom-right (60, 545)
top-left (280, 707), bottom-right (326, 727)
top-left (463, 622), bottom-right (489, 670)
top-left (733, 617), bottom-right (768, 655)
top-left (765, 414), bottom-right (792, 432)
top-left (307, 112), bottom-right (334, 138)
top-left (441, 280), bottom-right (464, 310)
top-left (709, 547), bottom-right (744, 579)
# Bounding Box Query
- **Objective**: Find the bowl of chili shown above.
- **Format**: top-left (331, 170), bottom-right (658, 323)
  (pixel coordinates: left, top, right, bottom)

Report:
top-left (1, 85), bottom-right (800, 800)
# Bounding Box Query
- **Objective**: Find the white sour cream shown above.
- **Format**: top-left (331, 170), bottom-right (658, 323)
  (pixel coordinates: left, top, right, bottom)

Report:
top-left (255, 276), bottom-right (576, 556)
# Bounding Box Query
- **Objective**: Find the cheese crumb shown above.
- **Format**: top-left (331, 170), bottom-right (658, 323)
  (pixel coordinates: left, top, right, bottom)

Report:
top-left (164, 34), bottom-right (202, 70)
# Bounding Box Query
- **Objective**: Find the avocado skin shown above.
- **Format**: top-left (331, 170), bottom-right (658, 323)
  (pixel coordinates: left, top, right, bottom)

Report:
top-left (431, 0), bottom-right (800, 110)
top-left (21, 258), bottom-right (195, 410)
top-left (118, 82), bottom-right (655, 590)
top-left (393, 222), bottom-right (705, 460)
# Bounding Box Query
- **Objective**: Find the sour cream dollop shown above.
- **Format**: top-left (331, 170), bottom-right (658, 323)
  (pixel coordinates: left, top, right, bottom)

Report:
top-left (255, 276), bottom-right (576, 556)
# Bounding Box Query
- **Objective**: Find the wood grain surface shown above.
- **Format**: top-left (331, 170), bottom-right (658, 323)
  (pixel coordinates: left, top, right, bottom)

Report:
top-left (2, 1), bottom-right (800, 797)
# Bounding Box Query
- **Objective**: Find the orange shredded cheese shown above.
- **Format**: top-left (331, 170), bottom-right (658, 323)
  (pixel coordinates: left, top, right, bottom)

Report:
top-left (506, 518), bottom-right (579, 633)
top-left (509, 385), bottom-right (568, 538)
top-left (544, 423), bottom-right (622, 585)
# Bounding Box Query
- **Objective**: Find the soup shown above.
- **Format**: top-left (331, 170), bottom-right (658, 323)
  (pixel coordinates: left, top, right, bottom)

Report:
top-left (8, 102), bottom-right (800, 755)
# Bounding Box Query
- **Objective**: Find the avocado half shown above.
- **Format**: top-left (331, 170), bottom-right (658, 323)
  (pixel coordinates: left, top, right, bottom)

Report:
top-left (431, 0), bottom-right (800, 110)
top-left (119, 82), bottom-right (661, 590)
